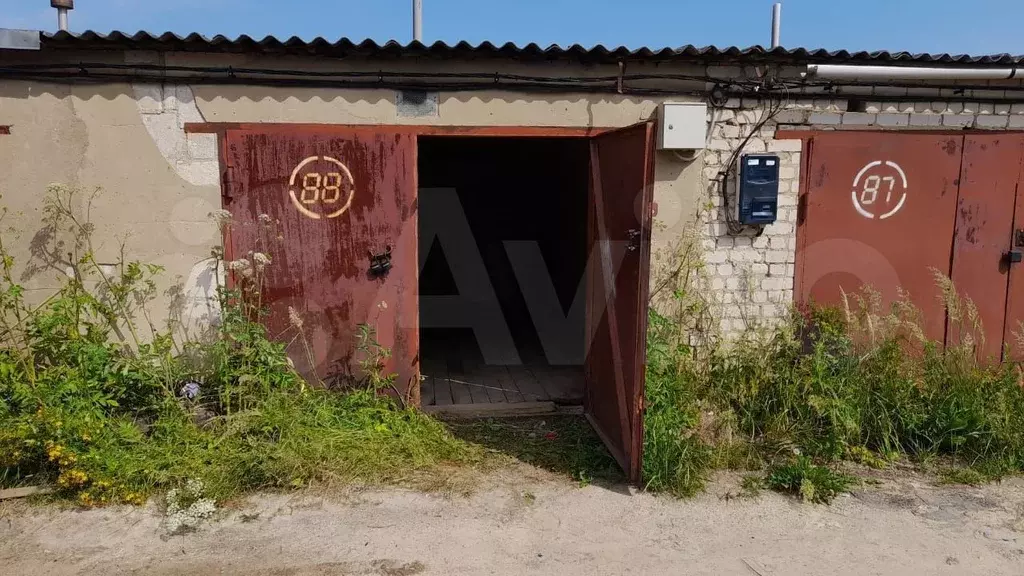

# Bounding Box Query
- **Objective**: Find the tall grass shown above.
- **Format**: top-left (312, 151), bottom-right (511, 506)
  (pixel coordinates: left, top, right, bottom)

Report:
top-left (0, 185), bottom-right (478, 506)
top-left (643, 273), bottom-right (1024, 497)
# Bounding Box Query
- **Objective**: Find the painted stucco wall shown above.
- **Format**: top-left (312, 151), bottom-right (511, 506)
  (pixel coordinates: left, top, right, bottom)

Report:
top-left (0, 80), bottom-right (221, 336)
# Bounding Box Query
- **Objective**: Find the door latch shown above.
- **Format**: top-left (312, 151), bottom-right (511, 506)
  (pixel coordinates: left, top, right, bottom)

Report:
top-left (626, 229), bottom-right (641, 252)
top-left (369, 246), bottom-right (393, 278)
top-left (1009, 250), bottom-right (1023, 264)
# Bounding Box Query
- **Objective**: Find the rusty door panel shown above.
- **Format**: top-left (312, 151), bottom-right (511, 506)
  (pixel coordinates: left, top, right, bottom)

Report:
top-left (948, 135), bottom-right (1024, 359)
top-left (797, 133), bottom-right (963, 342)
top-left (1000, 139), bottom-right (1024, 361)
top-left (585, 121), bottom-right (656, 483)
top-left (224, 129), bottom-right (419, 401)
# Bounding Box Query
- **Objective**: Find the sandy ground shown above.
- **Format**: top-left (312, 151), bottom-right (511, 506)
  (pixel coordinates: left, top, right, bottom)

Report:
top-left (2, 467), bottom-right (1023, 576)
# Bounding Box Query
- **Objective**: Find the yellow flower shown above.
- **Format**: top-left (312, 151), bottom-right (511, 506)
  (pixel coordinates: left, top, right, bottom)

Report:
top-left (58, 469), bottom-right (89, 487)
top-left (46, 443), bottom-right (64, 461)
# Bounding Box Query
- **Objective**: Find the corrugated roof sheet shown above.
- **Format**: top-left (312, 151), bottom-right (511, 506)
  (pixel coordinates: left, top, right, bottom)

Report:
top-left (35, 30), bottom-right (1024, 66)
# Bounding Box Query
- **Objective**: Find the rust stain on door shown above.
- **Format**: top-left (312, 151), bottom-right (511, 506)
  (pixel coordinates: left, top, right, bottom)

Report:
top-left (999, 137), bottom-right (1024, 361)
top-left (224, 129), bottom-right (419, 401)
top-left (796, 133), bottom-right (963, 342)
top-left (948, 135), bottom-right (1024, 360)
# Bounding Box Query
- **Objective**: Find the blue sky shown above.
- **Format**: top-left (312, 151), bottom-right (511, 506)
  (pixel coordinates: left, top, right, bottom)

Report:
top-left (1, 0), bottom-right (1021, 55)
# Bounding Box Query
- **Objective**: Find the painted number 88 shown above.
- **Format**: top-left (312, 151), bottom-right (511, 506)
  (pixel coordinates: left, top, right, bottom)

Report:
top-left (300, 172), bottom-right (344, 204)
top-left (859, 174), bottom-right (897, 205)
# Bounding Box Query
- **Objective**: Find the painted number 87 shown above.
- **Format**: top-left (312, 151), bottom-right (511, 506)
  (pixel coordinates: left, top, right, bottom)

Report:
top-left (300, 172), bottom-right (344, 204)
top-left (859, 175), bottom-right (897, 205)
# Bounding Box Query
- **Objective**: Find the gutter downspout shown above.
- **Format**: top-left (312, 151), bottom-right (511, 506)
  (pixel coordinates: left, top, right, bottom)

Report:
top-left (804, 64), bottom-right (1019, 81)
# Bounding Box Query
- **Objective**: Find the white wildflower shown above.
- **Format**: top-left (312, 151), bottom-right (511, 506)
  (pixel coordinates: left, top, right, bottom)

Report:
top-left (162, 479), bottom-right (217, 535)
top-left (227, 258), bottom-right (253, 278)
top-left (288, 306), bottom-right (304, 330)
top-left (209, 209), bottom-right (233, 228)
top-left (252, 252), bottom-right (271, 271)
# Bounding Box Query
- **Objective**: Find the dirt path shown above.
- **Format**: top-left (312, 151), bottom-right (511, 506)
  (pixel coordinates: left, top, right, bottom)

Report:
top-left (2, 469), bottom-right (1023, 576)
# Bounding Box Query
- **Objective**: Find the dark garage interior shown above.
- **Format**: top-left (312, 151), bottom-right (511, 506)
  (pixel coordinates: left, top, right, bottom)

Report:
top-left (417, 136), bottom-right (590, 407)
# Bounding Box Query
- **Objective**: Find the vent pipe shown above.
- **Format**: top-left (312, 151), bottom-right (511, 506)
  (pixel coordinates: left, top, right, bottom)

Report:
top-left (51, 0), bottom-right (73, 32)
top-left (413, 0), bottom-right (423, 42)
top-left (770, 3), bottom-right (782, 49)
top-left (804, 64), bottom-right (1020, 81)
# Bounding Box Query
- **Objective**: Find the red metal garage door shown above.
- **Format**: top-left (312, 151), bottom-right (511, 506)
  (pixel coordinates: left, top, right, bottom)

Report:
top-left (798, 132), bottom-right (1024, 359)
top-left (223, 129), bottom-right (419, 400)
top-left (585, 121), bottom-right (656, 483)
top-left (948, 135), bottom-right (1024, 359)
top-left (797, 133), bottom-right (964, 342)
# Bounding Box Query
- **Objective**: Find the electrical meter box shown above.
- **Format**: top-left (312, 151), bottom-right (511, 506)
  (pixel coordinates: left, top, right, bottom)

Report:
top-left (738, 154), bottom-right (780, 225)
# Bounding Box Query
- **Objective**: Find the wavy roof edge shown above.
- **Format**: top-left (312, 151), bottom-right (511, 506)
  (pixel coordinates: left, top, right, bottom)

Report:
top-left (32, 30), bottom-right (1024, 66)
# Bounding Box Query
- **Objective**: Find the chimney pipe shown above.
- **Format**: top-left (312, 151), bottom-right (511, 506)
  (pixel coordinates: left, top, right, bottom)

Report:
top-left (51, 0), bottom-right (74, 32)
top-left (413, 0), bottom-right (423, 42)
top-left (770, 3), bottom-right (782, 49)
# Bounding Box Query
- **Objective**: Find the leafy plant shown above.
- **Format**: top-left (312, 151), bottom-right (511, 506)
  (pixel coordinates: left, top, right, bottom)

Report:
top-left (642, 235), bottom-right (1024, 500)
top-left (765, 456), bottom-right (854, 504)
top-left (0, 185), bottom-right (478, 507)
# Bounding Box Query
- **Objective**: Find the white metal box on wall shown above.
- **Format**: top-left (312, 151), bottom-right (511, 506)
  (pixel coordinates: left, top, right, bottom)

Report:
top-left (657, 102), bottom-right (708, 150)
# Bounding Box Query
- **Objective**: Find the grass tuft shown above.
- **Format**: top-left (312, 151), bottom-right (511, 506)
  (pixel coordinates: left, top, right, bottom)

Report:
top-left (765, 456), bottom-right (855, 504)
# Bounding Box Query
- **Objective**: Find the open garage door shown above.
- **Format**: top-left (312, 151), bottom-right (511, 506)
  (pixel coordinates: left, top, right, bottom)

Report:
top-left (584, 122), bottom-right (657, 483)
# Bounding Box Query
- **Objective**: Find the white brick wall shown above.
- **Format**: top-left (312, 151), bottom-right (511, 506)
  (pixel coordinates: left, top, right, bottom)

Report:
top-left (701, 107), bottom-right (800, 335)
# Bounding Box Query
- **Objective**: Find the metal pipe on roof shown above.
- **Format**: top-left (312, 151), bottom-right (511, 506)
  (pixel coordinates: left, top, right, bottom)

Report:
top-left (770, 3), bottom-right (782, 49)
top-left (51, 0), bottom-right (73, 32)
top-left (804, 64), bottom-right (1019, 81)
top-left (413, 0), bottom-right (423, 42)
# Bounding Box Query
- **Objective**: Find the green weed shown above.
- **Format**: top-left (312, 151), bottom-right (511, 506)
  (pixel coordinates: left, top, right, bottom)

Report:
top-left (739, 474), bottom-right (764, 497)
top-left (643, 242), bottom-right (1024, 499)
top-left (765, 456), bottom-right (855, 504)
top-left (0, 185), bottom-right (478, 506)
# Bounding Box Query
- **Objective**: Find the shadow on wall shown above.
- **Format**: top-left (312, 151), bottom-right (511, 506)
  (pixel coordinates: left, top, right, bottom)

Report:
top-left (10, 185), bottom-right (222, 342)
top-left (3, 82), bottom-right (665, 134)
top-left (3, 81), bottom-right (655, 110)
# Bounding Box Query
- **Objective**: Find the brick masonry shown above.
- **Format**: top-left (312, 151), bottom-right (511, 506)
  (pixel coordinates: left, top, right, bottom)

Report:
top-left (701, 95), bottom-right (1024, 335)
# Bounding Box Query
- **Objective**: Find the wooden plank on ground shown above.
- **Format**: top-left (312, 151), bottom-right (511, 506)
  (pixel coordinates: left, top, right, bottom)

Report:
top-left (420, 374), bottom-right (436, 407)
top-left (421, 356), bottom-right (450, 406)
top-left (434, 376), bottom-right (454, 406)
top-left (456, 355), bottom-right (492, 404)
top-left (506, 365), bottom-right (550, 402)
top-left (423, 401), bottom-right (557, 418)
top-left (446, 360), bottom-right (474, 405)
top-left (476, 366), bottom-right (510, 403)
top-left (448, 376), bottom-right (473, 405)
top-left (538, 367), bottom-right (586, 404)
top-left (0, 486), bottom-right (52, 500)
top-left (494, 366), bottom-right (526, 403)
